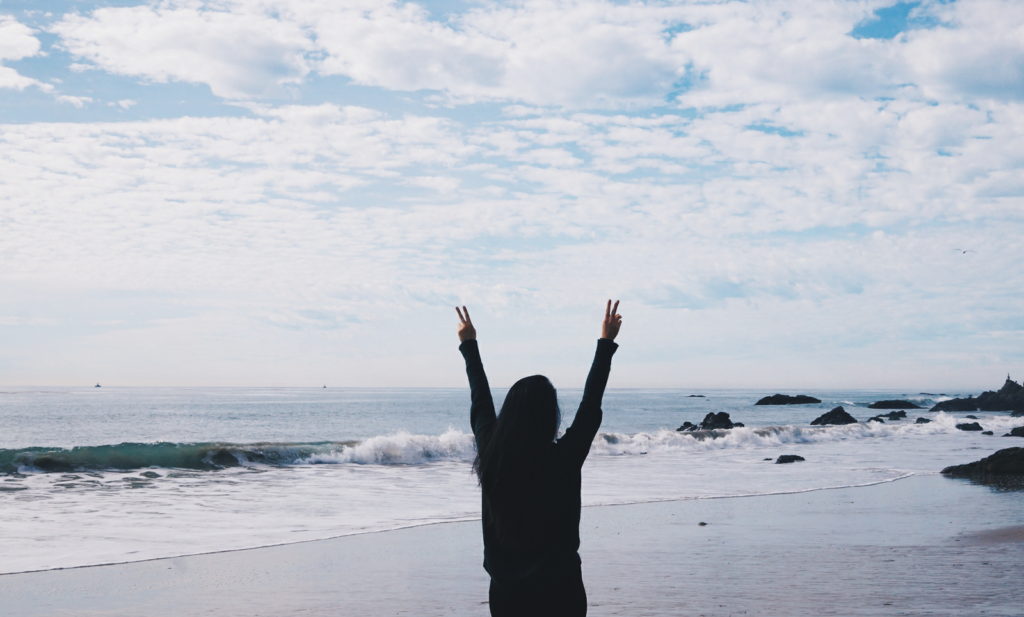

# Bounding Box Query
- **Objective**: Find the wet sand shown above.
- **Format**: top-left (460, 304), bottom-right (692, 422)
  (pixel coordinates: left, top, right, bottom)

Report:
top-left (1, 474), bottom-right (1022, 616)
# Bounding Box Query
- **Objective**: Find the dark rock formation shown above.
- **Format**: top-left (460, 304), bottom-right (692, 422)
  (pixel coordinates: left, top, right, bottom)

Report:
top-left (775, 454), bottom-right (805, 464)
top-left (687, 394), bottom-right (706, 398)
top-left (879, 410), bottom-right (907, 420)
top-left (868, 400), bottom-right (921, 409)
top-left (915, 417), bottom-right (932, 424)
top-left (867, 416), bottom-right (886, 423)
top-left (700, 412), bottom-right (740, 429)
top-left (965, 415), bottom-right (979, 419)
top-left (810, 406), bottom-right (857, 426)
top-left (931, 377), bottom-right (1024, 413)
top-left (956, 422), bottom-right (984, 432)
top-left (755, 394), bottom-right (822, 405)
top-left (677, 412), bottom-right (743, 431)
top-left (941, 447), bottom-right (1024, 477)
top-left (982, 431), bottom-right (994, 435)
top-left (1003, 427), bottom-right (1024, 438)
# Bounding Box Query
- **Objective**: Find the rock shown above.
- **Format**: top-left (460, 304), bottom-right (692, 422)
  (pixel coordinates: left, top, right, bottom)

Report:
top-left (1013, 410), bottom-right (1024, 417)
top-left (982, 431), bottom-right (994, 435)
top-left (698, 521), bottom-right (708, 526)
top-left (931, 398), bottom-right (980, 412)
top-left (755, 394), bottom-right (822, 405)
top-left (1003, 427), bottom-right (1024, 438)
top-left (139, 471), bottom-right (161, 479)
top-left (775, 454), bottom-right (805, 464)
top-left (676, 421), bottom-right (697, 432)
top-left (687, 394), bottom-right (706, 398)
top-left (699, 412), bottom-right (740, 430)
top-left (956, 422), bottom-right (984, 431)
top-left (941, 447), bottom-right (1024, 477)
top-left (867, 416), bottom-right (886, 423)
top-left (965, 415), bottom-right (979, 419)
top-left (868, 400), bottom-right (921, 409)
top-left (931, 376), bottom-right (1024, 413)
top-left (810, 406), bottom-right (858, 426)
top-left (763, 457), bottom-right (772, 461)
top-left (915, 417), bottom-right (932, 424)
top-left (880, 410), bottom-right (907, 420)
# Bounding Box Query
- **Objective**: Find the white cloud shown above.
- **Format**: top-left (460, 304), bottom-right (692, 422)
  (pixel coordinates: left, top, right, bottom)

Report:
top-left (0, 16), bottom-right (47, 91)
top-left (903, 0), bottom-right (1024, 102)
top-left (44, 0), bottom-right (1024, 108)
top-left (53, 3), bottom-right (315, 99)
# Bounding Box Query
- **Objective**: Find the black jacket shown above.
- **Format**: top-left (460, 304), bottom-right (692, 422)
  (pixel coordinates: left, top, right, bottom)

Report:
top-left (460, 338), bottom-right (618, 582)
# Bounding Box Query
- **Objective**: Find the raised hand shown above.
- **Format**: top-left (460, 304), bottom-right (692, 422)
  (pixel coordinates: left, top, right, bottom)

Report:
top-left (602, 299), bottom-right (622, 340)
top-left (456, 305), bottom-right (477, 342)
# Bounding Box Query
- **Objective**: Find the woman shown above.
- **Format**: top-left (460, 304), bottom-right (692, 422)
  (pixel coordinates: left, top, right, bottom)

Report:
top-left (456, 300), bottom-right (622, 617)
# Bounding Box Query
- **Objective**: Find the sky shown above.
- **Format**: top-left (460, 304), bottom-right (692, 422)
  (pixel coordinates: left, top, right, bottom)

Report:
top-left (1, 0), bottom-right (1022, 389)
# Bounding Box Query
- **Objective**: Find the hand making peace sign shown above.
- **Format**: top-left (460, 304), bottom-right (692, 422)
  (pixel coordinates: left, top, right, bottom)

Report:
top-left (602, 299), bottom-right (622, 341)
top-left (455, 305), bottom-right (477, 342)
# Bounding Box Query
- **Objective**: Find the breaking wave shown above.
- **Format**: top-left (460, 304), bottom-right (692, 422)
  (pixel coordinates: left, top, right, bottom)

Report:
top-left (4, 412), bottom-right (1016, 474)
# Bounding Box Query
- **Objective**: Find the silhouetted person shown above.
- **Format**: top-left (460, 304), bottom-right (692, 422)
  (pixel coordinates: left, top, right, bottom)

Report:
top-left (456, 301), bottom-right (622, 617)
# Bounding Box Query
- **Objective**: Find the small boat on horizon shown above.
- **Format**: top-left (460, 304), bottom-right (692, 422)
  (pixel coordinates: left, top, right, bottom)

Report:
top-left (95, 383), bottom-right (102, 388)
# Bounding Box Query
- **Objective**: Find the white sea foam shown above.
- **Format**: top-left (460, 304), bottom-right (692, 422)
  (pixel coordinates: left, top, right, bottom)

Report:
top-left (299, 428), bottom-right (477, 465)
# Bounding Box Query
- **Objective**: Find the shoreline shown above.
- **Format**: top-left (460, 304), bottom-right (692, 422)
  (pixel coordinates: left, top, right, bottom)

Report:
top-left (2, 474), bottom-right (1022, 616)
top-left (0, 472), bottom-right (917, 577)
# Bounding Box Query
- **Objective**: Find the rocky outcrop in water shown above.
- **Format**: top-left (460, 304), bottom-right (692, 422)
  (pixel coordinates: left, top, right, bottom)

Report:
top-left (699, 412), bottom-right (743, 429)
top-left (775, 454), bottom-right (805, 464)
top-left (677, 412), bottom-right (743, 431)
top-left (755, 394), bottom-right (822, 405)
top-left (868, 400), bottom-right (921, 409)
top-left (878, 410), bottom-right (907, 420)
top-left (867, 416), bottom-right (886, 423)
top-left (810, 406), bottom-right (857, 426)
top-left (941, 447), bottom-right (1024, 477)
top-left (1003, 427), bottom-right (1024, 438)
top-left (915, 417), bottom-right (932, 424)
top-left (931, 377), bottom-right (1024, 413)
top-left (956, 422), bottom-right (984, 432)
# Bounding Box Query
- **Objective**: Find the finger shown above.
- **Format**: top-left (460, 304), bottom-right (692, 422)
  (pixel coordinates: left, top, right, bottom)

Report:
top-left (605, 299), bottom-right (611, 319)
top-left (612, 300), bottom-right (619, 316)
top-left (455, 306), bottom-right (465, 323)
top-left (463, 306), bottom-right (472, 324)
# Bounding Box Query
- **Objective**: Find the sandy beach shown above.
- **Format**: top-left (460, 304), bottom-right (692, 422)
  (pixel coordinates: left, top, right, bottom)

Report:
top-left (2, 473), bottom-right (1022, 617)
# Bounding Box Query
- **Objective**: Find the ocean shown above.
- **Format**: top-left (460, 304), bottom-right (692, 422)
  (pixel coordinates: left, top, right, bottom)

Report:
top-left (1, 386), bottom-right (1020, 575)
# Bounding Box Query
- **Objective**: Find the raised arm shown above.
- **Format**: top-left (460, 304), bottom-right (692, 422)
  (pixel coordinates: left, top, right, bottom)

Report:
top-left (456, 306), bottom-right (496, 446)
top-left (558, 300), bottom-right (622, 465)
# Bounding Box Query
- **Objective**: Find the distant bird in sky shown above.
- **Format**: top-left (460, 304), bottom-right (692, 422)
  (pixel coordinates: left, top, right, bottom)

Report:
top-left (952, 248), bottom-right (975, 254)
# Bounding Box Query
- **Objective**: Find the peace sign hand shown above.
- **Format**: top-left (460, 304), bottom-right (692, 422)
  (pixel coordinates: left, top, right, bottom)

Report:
top-left (455, 306), bottom-right (477, 342)
top-left (602, 300), bottom-right (622, 341)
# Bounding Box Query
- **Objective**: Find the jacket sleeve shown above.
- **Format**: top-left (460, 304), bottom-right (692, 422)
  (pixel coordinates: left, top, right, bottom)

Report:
top-left (459, 340), bottom-right (496, 450)
top-left (558, 338), bottom-right (618, 466)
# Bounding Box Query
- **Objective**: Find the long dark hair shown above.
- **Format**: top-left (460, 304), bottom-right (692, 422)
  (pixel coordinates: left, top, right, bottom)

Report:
top-left (473, 375), bottom-right (561, 545)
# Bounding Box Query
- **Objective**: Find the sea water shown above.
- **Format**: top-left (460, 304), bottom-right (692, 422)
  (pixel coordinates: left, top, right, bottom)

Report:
top-left (1, 386), bottom-right (1020, 574)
